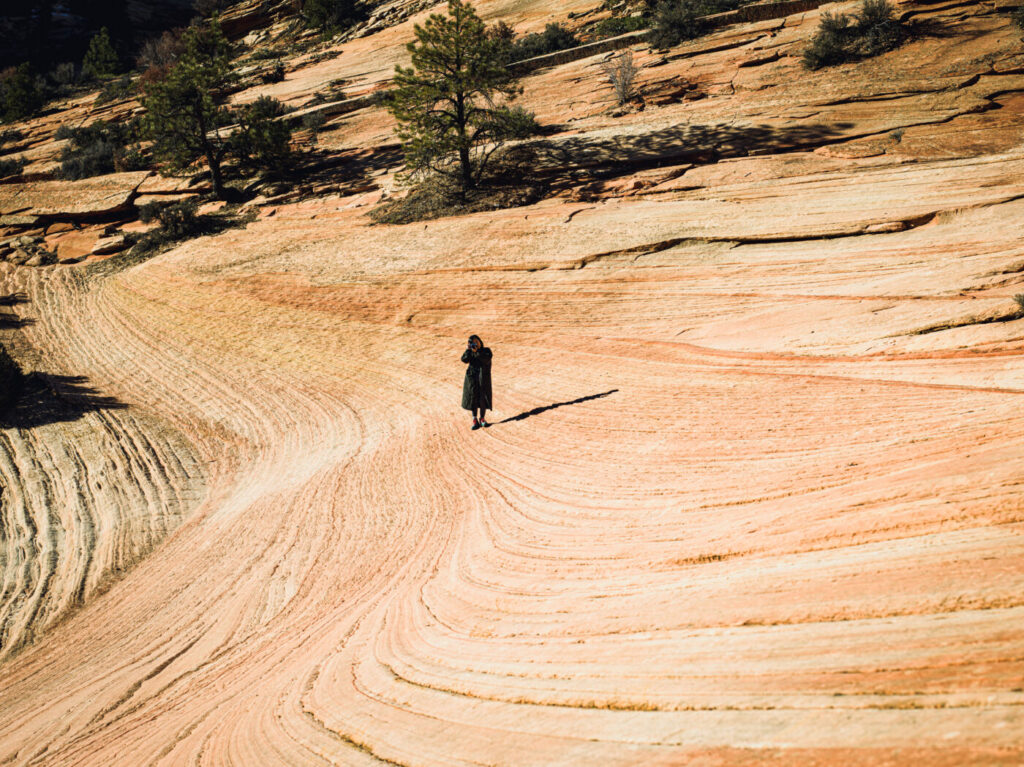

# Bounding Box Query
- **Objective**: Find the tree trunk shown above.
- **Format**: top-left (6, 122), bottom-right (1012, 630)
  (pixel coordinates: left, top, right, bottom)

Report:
top-left (207, 151), bottom-right (225, 199)
top-left (195, 100), bottom-right (225, 200)
top-left (459, 143), bottom-right (472, 193)
top-left (455, 91), bottom-right (473, 195)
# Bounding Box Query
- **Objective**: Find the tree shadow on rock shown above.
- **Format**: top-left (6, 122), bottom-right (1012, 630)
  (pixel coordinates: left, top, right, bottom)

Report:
top-left (530, 121), bottom-right (856, 185)
top-left (0, 293), bottom-right (29, 308)
top-left (1, 373), bottom-right (128, 429)
top-left (0, 293), bottom-right (34, 329)
top-left (498, 389), bottom-right (619, 425)
top-left (0, 313), bottom-right (35, 329)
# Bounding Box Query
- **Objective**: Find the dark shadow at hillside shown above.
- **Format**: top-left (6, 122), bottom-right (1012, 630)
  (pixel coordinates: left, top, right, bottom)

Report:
top-left (0, 293), bottom-right (34, 329)
top-left (531, 121), bottom-right (856, 184)
top-left (0, 293), bottom-right (29, 307)
top-left (303, 144), bottom-right (405, 190)
top-left (0, 313), bottom-right (35, 329)
top-left (1, 373), bottom-right (128, 429)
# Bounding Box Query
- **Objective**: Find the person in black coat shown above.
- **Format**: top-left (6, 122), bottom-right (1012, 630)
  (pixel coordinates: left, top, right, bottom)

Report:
top-left (461, 334), bottom-right (492, 430)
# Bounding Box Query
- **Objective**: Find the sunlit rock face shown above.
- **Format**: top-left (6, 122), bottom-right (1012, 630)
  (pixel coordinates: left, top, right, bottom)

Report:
top-left (0, 0), bottom-right (1023, 764)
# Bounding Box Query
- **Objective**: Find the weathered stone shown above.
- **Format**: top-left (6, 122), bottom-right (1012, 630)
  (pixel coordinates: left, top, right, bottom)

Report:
top-left (24, 254), bottom-right (45, 267)
top-left (865, 221), bottom-right (907, 234)
top-left (0, 214), bottom-right (42, 228)
top-left (0, 171), bottom-right (150, 219)
top-left (136, 174), bottom-right (199, 195)
top-left (92, 234), bottom-right (128, 255)
top-left (8, 248), bottom-right (31, 265)
top-left (198, 200), bottom-right (227, 216)
top-left (134, 193), bottom-right (198, 208)
top-left (45, 222), bottom-right (74, 235)
top-left (49, 229), bottom-right (102, 261)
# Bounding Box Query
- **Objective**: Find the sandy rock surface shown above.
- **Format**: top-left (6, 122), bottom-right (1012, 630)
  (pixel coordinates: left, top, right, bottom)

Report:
top-left (1, 0), bottom-right (1023, 764)
top-left (0, 172), bottom-right (150, 220)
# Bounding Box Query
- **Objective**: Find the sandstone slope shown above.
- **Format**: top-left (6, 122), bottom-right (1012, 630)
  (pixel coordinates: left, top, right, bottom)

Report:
top-left (0, 0), bottom-right (1023, 764)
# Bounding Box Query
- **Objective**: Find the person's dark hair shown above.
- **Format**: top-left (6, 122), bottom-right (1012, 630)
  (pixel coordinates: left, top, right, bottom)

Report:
top-left (468, 334), bottom-right (483, 347)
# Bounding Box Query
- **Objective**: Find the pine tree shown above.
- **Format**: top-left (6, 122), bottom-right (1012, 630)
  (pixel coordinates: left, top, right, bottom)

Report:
top-left (386, 0), bottom-right (535, 194)
top-left (141, 18), bottom-right (235, 198)
top-left (82, 27), bottom-right (120, 80)
top-left (0, 64), bottom-right (43, 123)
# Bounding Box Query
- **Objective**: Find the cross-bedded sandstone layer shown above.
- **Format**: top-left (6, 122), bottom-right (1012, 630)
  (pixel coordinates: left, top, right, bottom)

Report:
top-left (1, 0), bottom-right (1023, 764)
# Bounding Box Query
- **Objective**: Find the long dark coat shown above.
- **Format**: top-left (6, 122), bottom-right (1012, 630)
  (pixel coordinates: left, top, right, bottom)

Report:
top-left (461, 346), bottom-right (493, 411)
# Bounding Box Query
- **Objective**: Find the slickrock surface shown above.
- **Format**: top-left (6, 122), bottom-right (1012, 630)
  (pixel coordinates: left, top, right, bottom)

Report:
top-left (0, 172), bottom-right (151, 220)
top-left (1, 0), bottom-right (1023, 765)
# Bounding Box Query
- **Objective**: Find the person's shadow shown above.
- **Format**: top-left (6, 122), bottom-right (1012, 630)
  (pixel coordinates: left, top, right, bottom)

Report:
top-left (497, 389), bottom-right (618, 424)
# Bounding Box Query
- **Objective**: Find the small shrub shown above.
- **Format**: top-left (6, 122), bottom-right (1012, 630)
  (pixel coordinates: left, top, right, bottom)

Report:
top-left (137, 29), bottom-right (185, 70)
top-left (251, 47), bottom-right (285, 61)
top-left (114, 145), bottom-right (149, 172)
top-left (229, 96), bottom-right (294, 176)
top-left (508, 23), bottom-right (580, 61)
top-left (96, 75), bottom-right (136, 104)
top-left (301, 0), bottom-right (367, 33)
top-left (594, 15), bottom-right (650, 38)
top-left (0, 157), bottom-right (27, 178)
top-left (1014, 5), bottom-right (1024, 29)
top-left (82, 27), bottom-right (121, 80)
top-left (57, 120), bottom-right (146, 179)
top-left (120, 199), bottom-right (255, 266)
top-left (803, 0), bottom-right (906, 70)
top-left (1, 64), bottom-right (44, 123)
top-left (51, 62), bottom-right (78, 90)
top-left (648, 0), bottom-right (709, 48)
top-left (1014, 294), bottom-right (1024, 314)
top-left (853, 0), bottom-right (906, 56)
top-left (140, 198), bottom-right (202, 238)
top-left (259, 61), bottom-right (286, 84)
top-left (302, 111), bottom-right (327, 134)
top-left (487, 20), bottom-right (517, 47)
top-left (802, 12), bottom-right (853, 69)
top-left (602, 50), bottom-right (640, 105)
top-left (646, 0), bottom-right (745, 48)
top-left (370, 170), bottom-right (546, 225)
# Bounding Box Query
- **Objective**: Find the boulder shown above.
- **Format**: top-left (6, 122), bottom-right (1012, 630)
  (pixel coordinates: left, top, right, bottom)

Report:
top-left (134, 193), bottom-right (197, 208)
top-left (0, 215), bottom-right (42, 228)
top-left (198, 200), bottom-right (227, 216)
top-left (49, 229), bottom-right (102, 261)
top-left (8, 248), bottom-right (31, 265)
top-left (0, 171), bottom-right (151, 220)
top-left (92, 234), bottom-right (128, 255)
top-left (136, 174), bottom-right (211, 195)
